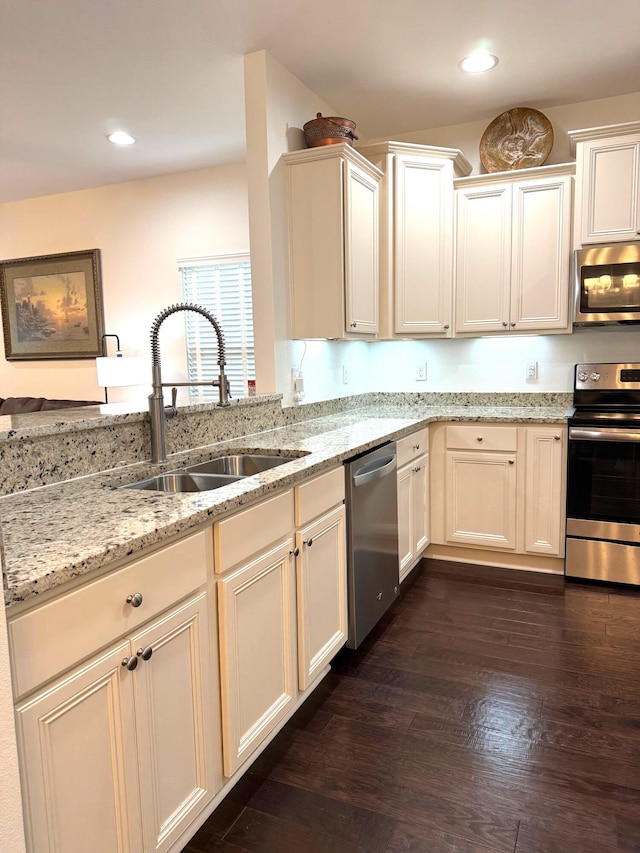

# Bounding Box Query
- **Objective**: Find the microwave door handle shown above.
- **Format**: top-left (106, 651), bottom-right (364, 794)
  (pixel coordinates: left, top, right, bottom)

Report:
top-left (570, 427), bottom-right (640, 442)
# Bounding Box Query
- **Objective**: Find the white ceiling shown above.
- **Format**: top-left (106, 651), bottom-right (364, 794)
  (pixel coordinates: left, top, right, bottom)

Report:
top-left (2, 0), bottom-right (640, 204)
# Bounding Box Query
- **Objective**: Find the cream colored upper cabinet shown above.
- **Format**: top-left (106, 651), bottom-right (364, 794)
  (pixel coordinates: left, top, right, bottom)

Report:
top-left (454, 165), bottom-right (574, 336)
top-left (569, 122), bottom-right (640, 246)
top-left (510, 176), bottom-right (573, 331)
top-left (360, 142), bottom-right (471, 338)
top-left (455, 182), bottom-right (512, 334)
top-left (284, 144), bottom-right (382, 339)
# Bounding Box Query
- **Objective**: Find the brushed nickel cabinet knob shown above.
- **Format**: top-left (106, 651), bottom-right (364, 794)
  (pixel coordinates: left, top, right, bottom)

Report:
top-left (126, 593), bottom-right (143, 608)
top-left (136, 647), bottom-right (153, 661)
top-left (121, 656), bottom-right (138, 671)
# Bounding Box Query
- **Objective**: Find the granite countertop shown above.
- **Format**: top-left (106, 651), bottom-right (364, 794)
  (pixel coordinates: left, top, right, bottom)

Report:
top-left (1, 403), bottom-right (572, 609)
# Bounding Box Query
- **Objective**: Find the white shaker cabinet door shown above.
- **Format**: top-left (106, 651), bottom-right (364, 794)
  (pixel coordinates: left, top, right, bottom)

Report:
top-left (16, 643), bottom-right (143, 853)
top-left (445, 450), bottom-right (517, 550)
top-left (217, 539), bottom-right (297, 777)
top-left (344, 158), bottom-right (380, 335)
top-left (398, 452), bottom-right (429, 583)
top-left (578, 134), bottom-right (640, 244)
top-left (132, 593), bottom-right (218, 853)
top-left (524, 427), bottom-right (566, 557)
top-left (412, 452), bottom-right (430, 560)
top-left (394, 153), bottom-right (453, 335)
top-left (397, 462), bottom-right (415, 579)
top-left (296, 504), bottom-right (347, 690)
top-left (510, 175), bottom-right (572, 332)
top-left (455, 183), bottom-right (512, 334)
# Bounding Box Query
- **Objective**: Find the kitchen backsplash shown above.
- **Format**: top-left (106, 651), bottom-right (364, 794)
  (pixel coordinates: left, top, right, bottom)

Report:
top-left (0, 391), bottom-right (572, 497)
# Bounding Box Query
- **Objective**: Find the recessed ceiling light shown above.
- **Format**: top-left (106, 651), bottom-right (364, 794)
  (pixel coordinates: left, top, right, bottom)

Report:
top-left (107, 131), bottom-right (136, 146)
top-left (459, 51), bottom-right (499, 73)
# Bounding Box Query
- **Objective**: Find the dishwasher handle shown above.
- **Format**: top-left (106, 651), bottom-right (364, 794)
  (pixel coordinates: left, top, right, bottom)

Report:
top-left (352, 454), bottom-right (397, 487)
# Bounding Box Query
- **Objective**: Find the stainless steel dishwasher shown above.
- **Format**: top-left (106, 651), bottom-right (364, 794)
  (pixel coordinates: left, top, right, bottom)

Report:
top-left (344, 442), bottom-right (399, 648)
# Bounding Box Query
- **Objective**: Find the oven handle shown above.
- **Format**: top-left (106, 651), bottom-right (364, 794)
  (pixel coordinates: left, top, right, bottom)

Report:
top-left (569, 427), bottom-right (640, 442)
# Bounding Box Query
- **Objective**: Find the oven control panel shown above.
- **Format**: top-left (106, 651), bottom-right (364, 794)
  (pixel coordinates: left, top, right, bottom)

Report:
top-left (575, 363), bottom-right (640, 391)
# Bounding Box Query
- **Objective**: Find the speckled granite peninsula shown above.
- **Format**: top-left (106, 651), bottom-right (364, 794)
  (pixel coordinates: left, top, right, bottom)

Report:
top-left (0, 392), bottom-right (573, 608)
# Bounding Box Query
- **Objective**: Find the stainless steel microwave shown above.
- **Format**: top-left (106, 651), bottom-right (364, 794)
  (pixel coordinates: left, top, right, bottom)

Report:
top-left (574, 242), bottom-right (640, 325)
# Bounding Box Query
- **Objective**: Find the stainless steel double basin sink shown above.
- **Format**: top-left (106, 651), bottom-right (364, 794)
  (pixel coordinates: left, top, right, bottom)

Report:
top-left (121, 453), bottom-right (298, 494)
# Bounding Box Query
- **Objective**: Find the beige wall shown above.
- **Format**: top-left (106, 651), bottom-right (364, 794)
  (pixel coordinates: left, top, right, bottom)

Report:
top-left (368, 91), bottom-right (640, 174)
top-left (0, 163), bottom-right (249, 403)
top-left (244, 50), bottom-right (336, 400)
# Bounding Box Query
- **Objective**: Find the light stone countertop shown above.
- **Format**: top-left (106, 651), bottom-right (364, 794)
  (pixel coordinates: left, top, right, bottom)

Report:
top-left (1, 403), bottom-right (572, 609)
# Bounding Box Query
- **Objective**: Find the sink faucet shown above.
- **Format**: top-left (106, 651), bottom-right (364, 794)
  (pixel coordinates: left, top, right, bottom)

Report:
top-left (149, 302), bottom-right (231, 463)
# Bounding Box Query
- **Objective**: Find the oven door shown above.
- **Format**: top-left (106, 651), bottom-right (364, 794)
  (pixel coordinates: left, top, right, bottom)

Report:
top-left (566, 426), bottom-right (640, 584)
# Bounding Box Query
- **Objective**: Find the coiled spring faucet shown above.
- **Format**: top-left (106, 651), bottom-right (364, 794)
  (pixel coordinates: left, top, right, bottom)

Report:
top-left (149, 302), bottom-right (230, 463)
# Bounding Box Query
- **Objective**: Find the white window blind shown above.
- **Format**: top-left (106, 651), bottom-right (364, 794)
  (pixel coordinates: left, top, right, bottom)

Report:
top-left (180, 256), bottom-right (255, 400)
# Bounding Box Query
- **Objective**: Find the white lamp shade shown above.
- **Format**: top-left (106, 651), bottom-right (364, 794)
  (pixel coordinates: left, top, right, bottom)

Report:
top-left (96, 356), bottom-right (148, 388)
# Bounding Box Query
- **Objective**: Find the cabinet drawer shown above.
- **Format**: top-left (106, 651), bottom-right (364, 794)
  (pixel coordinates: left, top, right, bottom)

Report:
top-left (214, 490), bottom-right (294, 574)
top-left (295, 467), bottom-right (345, 527)
top-left (397, 428), bottom-right (429, 467)
top-left (9, 531), bottom-right (209, 698)
top-left (446, 424), bottom-right (517, 452)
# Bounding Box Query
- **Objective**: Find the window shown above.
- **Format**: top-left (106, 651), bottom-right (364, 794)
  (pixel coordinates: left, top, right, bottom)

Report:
top-left (179, 255), bottom-right (255, 400)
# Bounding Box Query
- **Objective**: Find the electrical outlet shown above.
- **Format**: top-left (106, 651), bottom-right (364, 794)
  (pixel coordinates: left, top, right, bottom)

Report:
top-left (291, 368), bottom-right (305, 402)
top-left (526, 362), bottom-right (538, 381)
top-left (342, 365), bottom-right (349, 384)
top-left (416, 362), bottom-right (427, 381)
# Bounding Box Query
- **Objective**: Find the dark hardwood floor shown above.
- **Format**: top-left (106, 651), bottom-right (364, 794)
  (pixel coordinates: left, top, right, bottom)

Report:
top-left (183, 559), bottom-right (640, 853)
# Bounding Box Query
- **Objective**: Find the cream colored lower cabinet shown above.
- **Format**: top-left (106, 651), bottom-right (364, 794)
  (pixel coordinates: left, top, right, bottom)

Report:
top-left (16, 641), bottom-right (142, 853)
top-left (15, 592), bottom-right (217, 853)
top-left (215, 472), bottom-right (349, 778)
top-left (446, 450), bottom-right (518, 550)
top-left (296, 504), bottom-right (347, 689)
top-left (524, 426), bottom-right (566, 557)
top-left (396, 429), bottom-right (430, 582)
top-left (398, 454), bottom-right (429, 581)
top-left (430, 422), bottom-right (566, 565)
top-left (294, 467), bottom-right (347, 690)
top-left (216, 539), bottom-right (297, 778)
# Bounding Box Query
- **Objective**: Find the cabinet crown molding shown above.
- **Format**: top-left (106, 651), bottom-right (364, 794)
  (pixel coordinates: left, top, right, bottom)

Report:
top-left (454, 161), bottom-right (575, 189)
top-left (283, 142), bottom-right (383, 179)
top-left (358, 140), bottom-right (472, 177)
top-left (568, 120), bottom-right (640, 155)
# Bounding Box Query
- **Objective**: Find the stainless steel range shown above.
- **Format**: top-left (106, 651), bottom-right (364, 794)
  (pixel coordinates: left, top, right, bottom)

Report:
top-left (566, 362), bottom-right (640, 585)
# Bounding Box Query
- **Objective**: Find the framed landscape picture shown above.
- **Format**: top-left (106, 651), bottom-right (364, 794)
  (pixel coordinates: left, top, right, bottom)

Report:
top-left (0, 249), bottom-right (105, 360)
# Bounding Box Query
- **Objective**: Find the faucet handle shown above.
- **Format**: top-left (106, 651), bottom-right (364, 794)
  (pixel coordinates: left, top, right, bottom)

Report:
top-left (163, 387), bottom-right (178, 418)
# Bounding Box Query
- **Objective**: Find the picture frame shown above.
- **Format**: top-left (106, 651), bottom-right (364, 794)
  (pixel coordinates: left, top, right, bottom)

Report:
top-left (0, 249), bottom-right (105, 360)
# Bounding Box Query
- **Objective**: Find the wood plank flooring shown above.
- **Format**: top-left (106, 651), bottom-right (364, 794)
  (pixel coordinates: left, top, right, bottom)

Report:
top-left (183, 559), bottom-right (640, 853)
